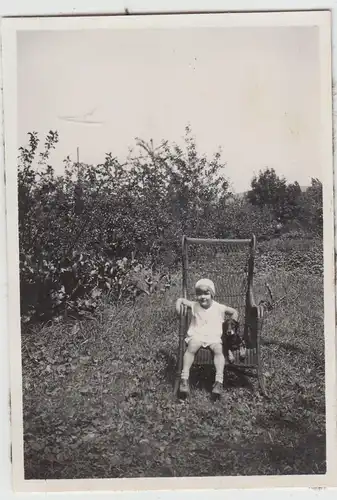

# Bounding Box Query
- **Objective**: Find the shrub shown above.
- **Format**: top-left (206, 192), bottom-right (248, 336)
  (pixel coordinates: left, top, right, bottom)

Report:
top-left (18, 129), bottom-right (323, 323)
top-left (215, 198), bottom-right (277, 240)
top-left (18, 129), bottom-right (230, 322)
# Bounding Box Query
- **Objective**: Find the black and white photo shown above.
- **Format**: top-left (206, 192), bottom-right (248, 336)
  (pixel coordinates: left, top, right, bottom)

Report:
top-left (2, 11), bottom-right (335, 492)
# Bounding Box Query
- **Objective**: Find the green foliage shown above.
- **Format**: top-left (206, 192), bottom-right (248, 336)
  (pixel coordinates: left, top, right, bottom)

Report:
top-left (297, 178), bottom-right (323, 236)
top-left (18, 128), bottom-right (230, 322)
top-left (19, 128), bottom-right (325, 478)
top-left (18, 129), bottom-right (323, 322)
top-left (215, 198), bottom-right (277, 240)
top-left (247, 168), bottom-right (320, 227)
top-left (248, 168), bottom-right (288, 216)
top-left (256, 238), bottom-right (323, 276)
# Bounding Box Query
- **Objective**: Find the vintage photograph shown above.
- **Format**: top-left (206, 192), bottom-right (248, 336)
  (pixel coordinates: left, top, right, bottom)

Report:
top-left (2, 11), bottom-right (335, 491)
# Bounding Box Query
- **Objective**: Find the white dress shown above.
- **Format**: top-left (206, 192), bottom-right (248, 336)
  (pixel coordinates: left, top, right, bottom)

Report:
top-left (185, 300), bottom-right (228, 347)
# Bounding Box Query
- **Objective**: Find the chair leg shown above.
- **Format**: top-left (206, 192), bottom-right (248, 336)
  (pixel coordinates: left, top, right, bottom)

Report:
top-left (257, 365), bottom-right (270, 399)
top-left (173, 353), bottom-right (183, 396)
top-left (173, 375), bottom-right (180, 396)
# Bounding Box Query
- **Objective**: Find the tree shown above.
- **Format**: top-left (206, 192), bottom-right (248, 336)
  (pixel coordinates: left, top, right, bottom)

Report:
top-left (18, 127), bottom-right (232, 320)
top-left (283, 181), bottom-right (302, 220)
top-left (247, 168), bottom-right (287, 212)
top-left (298, 178), bottom-right (323, 234)
top-left (126, 125), bottom-right (231, 248)
top-left (247, 168), bottom-right (302, 223)
top-left (215, 197), bottom-right (276, 240)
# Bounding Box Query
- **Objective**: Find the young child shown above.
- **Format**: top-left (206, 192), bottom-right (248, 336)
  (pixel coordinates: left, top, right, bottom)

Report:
top-left (176, 278), bottom-right (239, 397)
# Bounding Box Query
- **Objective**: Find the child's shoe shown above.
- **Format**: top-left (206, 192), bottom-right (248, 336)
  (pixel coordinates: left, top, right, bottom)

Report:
top-left (212, 381), bottom-right (222, 397)
top-left (179, 378), bottom-right (190, 395)
top-left (228, 349), bottom-right (235, 364)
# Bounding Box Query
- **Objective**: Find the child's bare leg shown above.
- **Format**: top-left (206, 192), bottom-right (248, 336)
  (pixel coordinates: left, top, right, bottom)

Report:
top-left (181, 339), bottom-right (202, 380)
top-left (210, 343), bottom-right (225, 384)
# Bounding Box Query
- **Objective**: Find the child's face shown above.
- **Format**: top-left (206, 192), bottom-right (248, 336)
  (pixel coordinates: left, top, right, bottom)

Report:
top-left (196, 286), bottom-right (213, 308)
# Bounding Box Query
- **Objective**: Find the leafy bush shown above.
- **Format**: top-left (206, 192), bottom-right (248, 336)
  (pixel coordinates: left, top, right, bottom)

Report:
top-left (256, 238), bottom-right (323, 276)
top-left (18, 128), bottom-right (230, 322)
top-left (247, 168), bottom-right (323, 234)
top-left (18, 129), bottom-right (323, 323)
top-left (215, 198), bottom-right (277, 240)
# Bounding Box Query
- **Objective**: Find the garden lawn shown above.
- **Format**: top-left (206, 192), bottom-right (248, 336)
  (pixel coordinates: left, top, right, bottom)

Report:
top-left (22, 268), bottom-right (325, 479)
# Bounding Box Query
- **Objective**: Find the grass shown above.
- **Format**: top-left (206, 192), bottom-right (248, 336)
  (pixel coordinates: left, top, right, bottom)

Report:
top-left (21, 257), bottom-right (325, 479)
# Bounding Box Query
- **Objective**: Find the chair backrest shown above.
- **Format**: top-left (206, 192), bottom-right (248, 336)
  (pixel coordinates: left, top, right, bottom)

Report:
top-left (181, 236), bottom-right (256, 344)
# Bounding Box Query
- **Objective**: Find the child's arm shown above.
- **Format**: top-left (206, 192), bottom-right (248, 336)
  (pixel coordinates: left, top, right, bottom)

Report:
top-left (175, 298), bottom-right (194, 315)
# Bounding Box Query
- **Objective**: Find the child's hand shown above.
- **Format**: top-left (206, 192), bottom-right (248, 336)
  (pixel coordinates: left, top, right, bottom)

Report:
top-left (176, 298), bottom-right (184, 314)
top-left (224, 306), bottom-right (239, 322)
top-left (175, 298), bottom-right (192, 314)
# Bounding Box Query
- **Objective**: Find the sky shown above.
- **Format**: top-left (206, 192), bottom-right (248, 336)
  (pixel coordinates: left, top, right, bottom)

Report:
top-left (17, 26), bottom-right (320, 193)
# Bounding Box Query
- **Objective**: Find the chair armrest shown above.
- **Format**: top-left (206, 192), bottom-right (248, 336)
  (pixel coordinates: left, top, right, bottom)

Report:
top-left (247, 286), bottom-right (257, 310)
top-left (179, 302), bottom-right (188, 318)
top-left (177, 304), bottom-right (188, 373)
top-left (178, 303), bottom-right (188, 339)
top-left (247, 287), bottom-right (265, 321)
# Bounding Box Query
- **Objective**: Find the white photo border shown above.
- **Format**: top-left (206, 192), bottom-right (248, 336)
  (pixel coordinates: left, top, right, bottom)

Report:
top-left (1, 9), bottom-right (335, 493)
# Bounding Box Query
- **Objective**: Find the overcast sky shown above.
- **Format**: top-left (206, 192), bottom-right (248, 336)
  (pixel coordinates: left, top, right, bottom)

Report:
top-left (18, 26), bottom-right (320, 193)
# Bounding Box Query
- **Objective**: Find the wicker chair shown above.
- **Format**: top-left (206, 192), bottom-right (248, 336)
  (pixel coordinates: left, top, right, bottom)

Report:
top-left (174, 235), bottom-right (267, 397)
